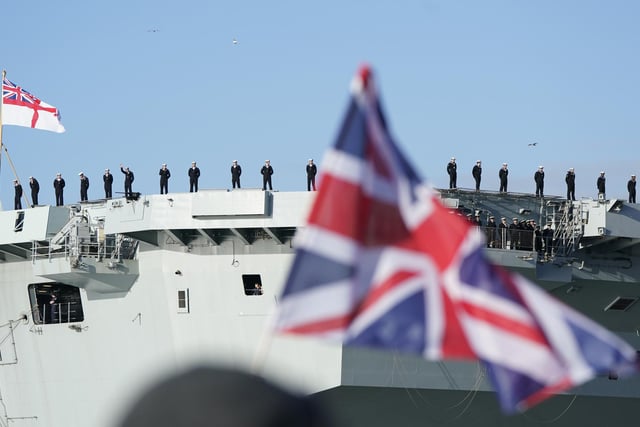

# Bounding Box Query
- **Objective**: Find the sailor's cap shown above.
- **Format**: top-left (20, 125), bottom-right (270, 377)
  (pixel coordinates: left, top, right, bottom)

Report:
top-left (232, 160), bottom-right (237, 163)
top-left (13, 179), bottom-right (18, 182)
top-left (569, 167), bottom-right (574, 171)
top-left (192, 161), bottom-right (196, 164)
top-left (56, 173), bottom-right (61, 176)
top-left (265, 159), bottom-right (270, 163)
top-left (105, 168), bottom-right (110, 172)
top-left (308, 158), bottom-right (313, 162)
top-left (512, 217), bottom-right (518, 221)
top-left (501, 217), bottom-right (506, 220)
top-left (632, 174), bottom-right (637, 177)
top-left (503, 163), bottom-right (508, 166)
top-left (78, 172), bottom-right (84, 176)
top-left (489, 215), bottom-right (495, 219)
top-left (162, 163), bottom-right (167, 166)
top-left (28, 176), bottom-right (33, 179)
top-left (451, 157), bottom-right (455, 160)
top-left (600, 171), bottom-right (605, 174)
top-left (539, 165), bottom-right (544, 169)
top-left (476, 160), bottom-right (481, 163)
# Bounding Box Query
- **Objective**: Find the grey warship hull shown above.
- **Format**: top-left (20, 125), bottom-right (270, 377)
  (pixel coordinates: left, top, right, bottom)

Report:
top-left (0, 188), bottom-right (639, 426)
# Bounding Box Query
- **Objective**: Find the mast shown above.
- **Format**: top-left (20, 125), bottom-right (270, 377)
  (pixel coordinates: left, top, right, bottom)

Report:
top-left (0, 72), bottom-right (31, 208)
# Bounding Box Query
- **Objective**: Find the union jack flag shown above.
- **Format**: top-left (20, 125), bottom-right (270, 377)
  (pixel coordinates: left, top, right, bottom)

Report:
top-left (274, 66), bottom-right (638, 413)
top-left (2, 76), bottom-right (65, 133)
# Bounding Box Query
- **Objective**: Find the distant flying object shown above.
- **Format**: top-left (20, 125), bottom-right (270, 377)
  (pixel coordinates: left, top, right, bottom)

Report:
top-left (528, 142), bottom-right (538, 147)
top-left (232, 38), bottom-right (238, 45)
top-left (147, 29), bottom-right (159, 33)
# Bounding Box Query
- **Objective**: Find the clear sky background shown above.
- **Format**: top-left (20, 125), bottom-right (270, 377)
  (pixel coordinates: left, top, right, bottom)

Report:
top-left (1, 0), bottom-right (639, 209)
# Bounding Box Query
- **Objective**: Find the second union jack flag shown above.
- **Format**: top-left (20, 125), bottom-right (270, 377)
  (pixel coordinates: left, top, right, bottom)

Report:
top-left (274, 66), bottom-right (638, 413)
top-left (2, 76), bottom-right (65, 133)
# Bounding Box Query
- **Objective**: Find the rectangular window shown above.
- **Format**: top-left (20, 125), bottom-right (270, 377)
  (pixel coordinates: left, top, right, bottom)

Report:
top-left (242, 274), bottom-right (263, 296)
top-left (177, 289), bottom-right (190, 313)
top-left (28, 282), bottom-right (84, 325)
top-left (14, 211), bottom-right (25, 232)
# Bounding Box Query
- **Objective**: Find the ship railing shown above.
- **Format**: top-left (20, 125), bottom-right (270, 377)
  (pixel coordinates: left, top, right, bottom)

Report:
top-left (31, 234), bottom-right (138, 263)
top-left (37, 301), bottom-right (83, 325)
top-left (476, 225), bottom-right (551, 259)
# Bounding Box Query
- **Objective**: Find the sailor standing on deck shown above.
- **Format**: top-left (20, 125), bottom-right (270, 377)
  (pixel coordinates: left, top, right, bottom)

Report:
top-left (29, 176), bottom-right (39, 207)
top-left (103, 169), bottom-right (113, 199)
top-left (79, 172), bottom-right (90, 201)
top-left (189, 161), bottom-right (201, 192)
top-left (261, 160), bottom-right (273, 191)
top-left (597, 171), bottom-right (606, 199)
top-left (534, 166), bottom-right (545, 197)
top-left (230, 160), bottom-right (241, 189)
top-left (13, 179), bottom-right (22, 210)
top-left (53, 173), bottom-right (65, 206)
top-left (446, 157), bottom-right (457, 189)
top-left (306, 159), bottom-right (317, 191)
top-left (565, 168), bottom-right (576, 201)
top-left (159, 163), bottom-right (171, 195)
top-left (472, 160), bottom-right (482, 191)
top-left (120, 164), bottom-right (135, 197)
top-left (628, 174), bottom-right (637, 204)
top-left (499, 163), bottom-right (508, 193)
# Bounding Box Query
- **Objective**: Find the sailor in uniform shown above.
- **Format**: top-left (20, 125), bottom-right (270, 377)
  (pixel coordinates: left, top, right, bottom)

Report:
top-left (79, 172), bottom-right (90, 201)
top-left (230, 160), bottom-right (241, 189)
top-left (306, 159), bottom-right (317, 191)
top-left (472, 160), bottom-right (482, 191)
top-left (534, 166), bottom-right (544, 197)
top-left (499, 163), bottom-right (508, 193)
top-left (120, 164), bottom-right (135, 197)
top-left (159, 163), bottom-right (171, 195)
top-left (261, 160), bottom-right (273, 191)
top-left (29, 176), bottom-right (40, 207)
top-left (446, 157), bottom-right (457, 189)
top-left (189, 161), bottom-right (201, 192)
top-left (53, 173), bottom-right (65, 206)
top-left (565, 168), bottom-right (575, 201)
top-left (103, 169), bottom-right (113, 199)
top-left (628, 174), bottom-right (637, 204)
top-left (14, 179), bottom-right (22, 210)
top-left (597, 171), bottom-right (606, 199)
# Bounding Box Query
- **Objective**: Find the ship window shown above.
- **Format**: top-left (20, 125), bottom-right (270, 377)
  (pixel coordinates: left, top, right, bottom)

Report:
top-left (604, 297), bottom-right (638, 312)
top-left (27, 282), bottom-right (84, 325)
top-left (177, 289), bottom-right (190, 313)
top-left (242, 274), bottom-right (263, 296)
top-left (14, 211), bottom-right (25, 232)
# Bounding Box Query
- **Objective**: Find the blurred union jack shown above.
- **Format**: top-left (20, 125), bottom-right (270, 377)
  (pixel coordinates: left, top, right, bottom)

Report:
top-left (274, 66), bottom-right (638, 413)
top-left (2, 75), bottom-right (65, 133)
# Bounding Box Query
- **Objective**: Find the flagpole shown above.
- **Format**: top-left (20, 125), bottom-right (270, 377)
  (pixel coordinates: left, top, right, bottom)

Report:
top-left (0, 70), bottom-right (5, 178)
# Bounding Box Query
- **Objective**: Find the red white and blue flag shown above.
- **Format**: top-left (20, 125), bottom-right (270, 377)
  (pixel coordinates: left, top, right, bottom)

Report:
top-left (274, 66), bottom-right (638, 413)
top-left (2, 76), bottom-right (65, 133)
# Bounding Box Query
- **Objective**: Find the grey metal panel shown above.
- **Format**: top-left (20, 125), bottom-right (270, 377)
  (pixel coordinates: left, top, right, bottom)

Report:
top-left (191, 190), bottom-right (267, 217)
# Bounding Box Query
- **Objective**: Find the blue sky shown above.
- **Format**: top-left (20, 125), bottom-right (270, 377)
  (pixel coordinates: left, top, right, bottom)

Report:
top-left (1, 0), bottom-right (639, 209)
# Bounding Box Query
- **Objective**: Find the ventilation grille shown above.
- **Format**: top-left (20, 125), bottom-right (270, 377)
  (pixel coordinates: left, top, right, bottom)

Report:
top-left (604, 297), bottom-right (638, 312)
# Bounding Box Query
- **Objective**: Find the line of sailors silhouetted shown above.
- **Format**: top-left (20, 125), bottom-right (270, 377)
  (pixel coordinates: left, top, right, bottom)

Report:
top-left (463, 212), bottom-right (554, 258)
top-left (446, 157), bottom-right (637, 203)
top-left (11, 159), bottom-right (319, 209)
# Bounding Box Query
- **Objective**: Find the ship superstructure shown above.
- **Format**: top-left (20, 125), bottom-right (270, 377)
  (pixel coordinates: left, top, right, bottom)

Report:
top-left (1, 188), bottom-right (639, 426)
